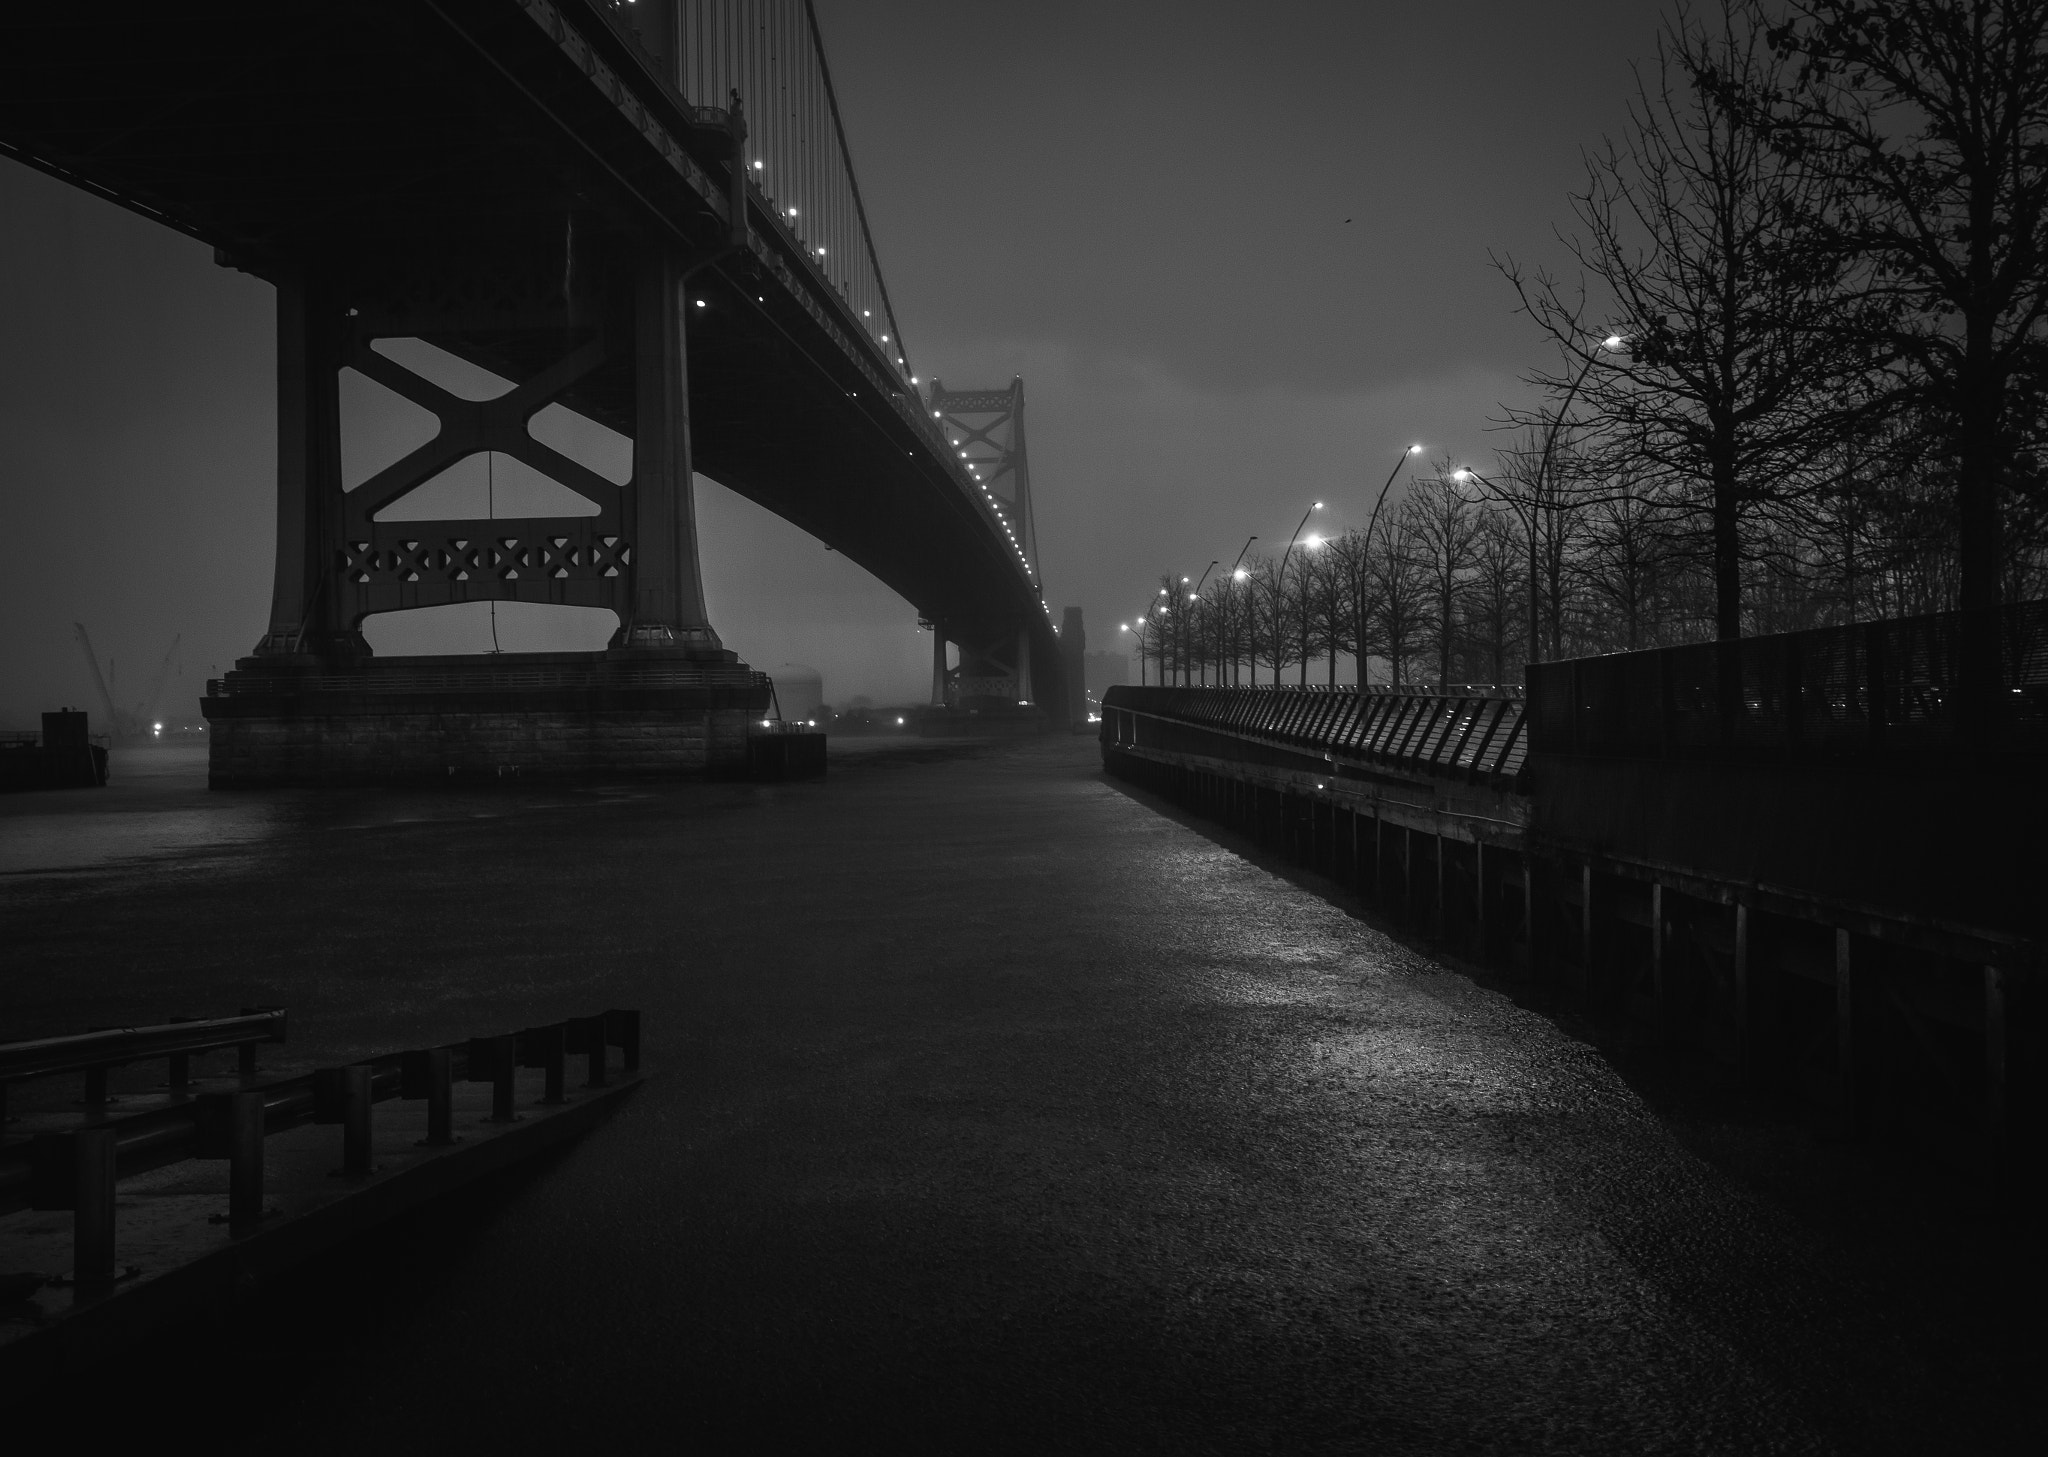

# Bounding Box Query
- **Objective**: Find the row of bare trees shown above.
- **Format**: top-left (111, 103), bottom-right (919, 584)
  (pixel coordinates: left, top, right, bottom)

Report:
top-left (1131, 448), bottom-right (1920, 688)
top-left (1136, 2), bottom-right (2048, 691)
top-left (1502, 1), bottom-right (2048, 650)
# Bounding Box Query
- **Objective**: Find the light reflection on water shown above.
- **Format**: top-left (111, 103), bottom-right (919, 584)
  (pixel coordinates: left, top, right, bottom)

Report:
top-left (0, 744), bottom-right (646, 876)
top-left (0, 746), bottom-right (280, 875)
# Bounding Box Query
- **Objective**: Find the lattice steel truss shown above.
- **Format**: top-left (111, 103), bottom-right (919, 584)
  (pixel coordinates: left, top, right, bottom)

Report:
top-left (930, 377), bottom-right (1035, 578)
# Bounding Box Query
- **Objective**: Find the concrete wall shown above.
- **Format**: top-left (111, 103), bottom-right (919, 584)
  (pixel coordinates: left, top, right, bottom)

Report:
top-left (208, 706), bottom-right (758, 785)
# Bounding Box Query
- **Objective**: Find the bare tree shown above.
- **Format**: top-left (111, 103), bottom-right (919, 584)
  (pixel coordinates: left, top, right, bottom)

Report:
top-left (1403, 464), bottom-right (1485, 687)
top-left (1768, 0), bottom-right (2048, 615)
top-left (1468, 509), bottom-right (1526, 682)
top-left (1500, 4), bottom-right (1861, 641)
top-left (1368, 514), bottom-right (1431, 688)
top-left (1578, 463), bottom-right (1670, 649)
top-left (1251, 554), bottom-right (1292, 686)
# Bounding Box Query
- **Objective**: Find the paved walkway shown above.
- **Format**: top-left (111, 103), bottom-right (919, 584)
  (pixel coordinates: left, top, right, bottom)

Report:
top-left (1, 737), bottom-right (2036, 1453)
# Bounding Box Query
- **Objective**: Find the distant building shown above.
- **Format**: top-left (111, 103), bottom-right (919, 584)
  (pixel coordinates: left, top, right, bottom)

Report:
top-left (1084, 651), bottom-right (1130, 697)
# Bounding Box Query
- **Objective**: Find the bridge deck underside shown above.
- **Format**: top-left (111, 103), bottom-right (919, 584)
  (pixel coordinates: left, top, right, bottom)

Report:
top-left (0, 0), bottom-right (1051, 658)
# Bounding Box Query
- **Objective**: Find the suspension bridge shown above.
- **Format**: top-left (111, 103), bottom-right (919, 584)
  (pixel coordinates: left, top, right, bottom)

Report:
top-left (0, 0), bottom-right (1062, 781)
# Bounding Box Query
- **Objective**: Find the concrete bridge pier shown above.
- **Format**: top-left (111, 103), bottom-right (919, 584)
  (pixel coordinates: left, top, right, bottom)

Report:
top-left (921, 616), bottom-right (1049, 735)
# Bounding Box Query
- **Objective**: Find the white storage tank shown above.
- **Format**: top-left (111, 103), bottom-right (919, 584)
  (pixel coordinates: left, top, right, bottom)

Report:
top-left (774, 664), bottom-right (824, 724)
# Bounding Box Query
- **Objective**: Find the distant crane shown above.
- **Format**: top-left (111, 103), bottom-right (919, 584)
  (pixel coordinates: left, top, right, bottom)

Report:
top-left (72, 622), bottom-right (123, 735)
top-left (72, 624), bottom-right (181, 738)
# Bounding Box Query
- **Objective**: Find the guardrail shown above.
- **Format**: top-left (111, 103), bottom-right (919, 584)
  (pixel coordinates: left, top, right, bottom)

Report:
top-left (0, 1009), bottom-right (640, 1285)
top-left (0, 1009), bottom-right (287, 1123)
top-left (1101, 685), bottom-right (1529, 789)
top-left (1528, 599), bottom-right (2048, 761)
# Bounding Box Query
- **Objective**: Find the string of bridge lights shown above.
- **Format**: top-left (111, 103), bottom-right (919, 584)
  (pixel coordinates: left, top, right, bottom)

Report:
top-left (749, 155), bottom-right (910, 378)
top-left (743, 154), bottom-right (1035, 582)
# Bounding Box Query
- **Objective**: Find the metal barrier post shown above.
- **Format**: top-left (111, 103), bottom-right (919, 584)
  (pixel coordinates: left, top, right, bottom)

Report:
top-left (342, 1064), bottom-right (372, 1174)
top-left (426, 1047), bottom-right (453, 1143)
top-left (315, 1064), bottom-right (375, 1174)
top-left (403, 1046), bottom-right (457, 1144)
top-left (488, 1036), bottom-right (518, 1122)
top-left (74, 1125), bottom-right (117, 1282)
top-left (524, 1023), bottom-right (567, 1105)
top-left (606, 1009), bottom-right (642, 1073)
top-left (465, 1034), bottom-right (518, 1122)
top-left (228, 1089), bottom-right (265, 1221)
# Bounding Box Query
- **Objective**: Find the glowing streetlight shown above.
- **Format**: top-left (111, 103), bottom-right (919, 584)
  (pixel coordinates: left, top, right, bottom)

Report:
top-left (1272, 501), bottom-right (1323, 687)
top-left (1360, 442), bottom-right (1426, 574)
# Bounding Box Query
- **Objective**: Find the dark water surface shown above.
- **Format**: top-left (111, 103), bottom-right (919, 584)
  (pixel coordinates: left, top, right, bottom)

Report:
top-left (1, 737), bottom-right (2036, 1453)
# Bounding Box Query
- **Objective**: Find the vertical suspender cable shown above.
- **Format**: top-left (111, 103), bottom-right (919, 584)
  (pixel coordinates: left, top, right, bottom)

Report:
top-left (801, 0), bottom-right (912, 379)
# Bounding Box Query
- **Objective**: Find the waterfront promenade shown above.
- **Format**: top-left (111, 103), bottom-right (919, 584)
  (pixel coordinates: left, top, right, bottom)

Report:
top-left (1, 737), bottom-right (2036, 1453)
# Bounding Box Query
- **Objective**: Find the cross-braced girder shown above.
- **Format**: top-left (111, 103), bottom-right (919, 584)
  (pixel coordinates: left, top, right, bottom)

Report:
top-left (930, 377), bottom-right (1036, 579)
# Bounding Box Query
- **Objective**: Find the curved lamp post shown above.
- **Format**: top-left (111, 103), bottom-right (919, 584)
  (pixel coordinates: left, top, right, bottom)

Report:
top-left (1363, 444), bottom-right (1425, 554)
top-left (1187, 559), bottom-right (1220, 684)
top-left (1277, 502), bottom-right (1323, 687)
top-left (1352, 444), bottom-right (1424, 689)
top-left (1226, 535), bottom-right (1257, 685)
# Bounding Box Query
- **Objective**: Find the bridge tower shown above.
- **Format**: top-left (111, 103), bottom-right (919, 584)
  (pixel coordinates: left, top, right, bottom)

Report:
top-left (925, 378), bottom-right (1049, 724)
top-left (204, 98), bottom-right (773, 783)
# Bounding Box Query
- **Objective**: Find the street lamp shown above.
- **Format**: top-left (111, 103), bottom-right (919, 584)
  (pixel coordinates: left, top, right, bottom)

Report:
top-left (1227, 535), bottom-right (1257, 686)
top-left (1350, 444), bottom-right (1424, 688)
top-left (1363, 445), bottom-right (1424, 557)
top-left (1128, 589), bottom-right (1171, 685)
top-left (1185, 559), bottom-right (1220, 684)
top-left (1276, 502), bottom-right (1323, 687)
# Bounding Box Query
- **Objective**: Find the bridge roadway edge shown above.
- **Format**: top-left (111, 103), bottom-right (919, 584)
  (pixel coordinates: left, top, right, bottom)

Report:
top-left (1099, 685), bottom-right (2040, 1186)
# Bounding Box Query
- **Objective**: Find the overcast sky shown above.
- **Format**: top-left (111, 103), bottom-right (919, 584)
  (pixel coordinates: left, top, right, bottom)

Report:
top-left (0, 0), bottom-right (1666, 725)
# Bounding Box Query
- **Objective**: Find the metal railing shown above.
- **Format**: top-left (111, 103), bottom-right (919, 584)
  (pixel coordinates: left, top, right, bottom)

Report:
top-left (0, 1010), bottom-right (287, 1123)
top-left (1528, 600), bottom-right (2048, 761)
top-left (0, 1009), bottom-right (640, 1284)
top-left (1101, 685), bottom-right (1530, 788)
